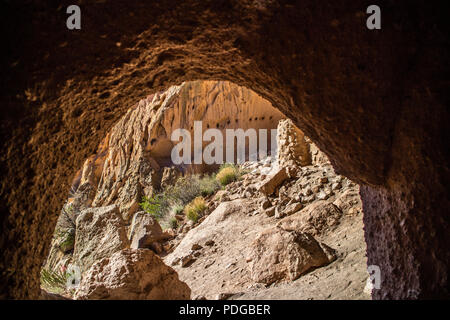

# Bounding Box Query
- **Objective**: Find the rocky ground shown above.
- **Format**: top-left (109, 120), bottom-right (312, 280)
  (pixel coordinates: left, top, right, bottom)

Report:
top-left (41, 152), bottom-right (370, 300)
top-left (40, 82), bottom-right (371, 300)
top-left (162, 156), bottom-right (370, 300)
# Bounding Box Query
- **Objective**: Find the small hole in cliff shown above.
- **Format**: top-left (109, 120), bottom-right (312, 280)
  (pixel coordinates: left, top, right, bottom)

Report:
top-left (150, 138), bottom-right (157, 146)
top-left (99, 91), bottom-right (111, 99)
top-left (71, 108), bottom-right (82, 118)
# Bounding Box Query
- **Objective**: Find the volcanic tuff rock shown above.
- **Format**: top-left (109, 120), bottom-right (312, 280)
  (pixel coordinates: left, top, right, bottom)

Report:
top-left (247, 227), bottom-right (335, 285)
top-left (42, 81), bottom-right (365, 300)
top-left (160, 166), bottom-right (183, 189)
top-left (276, 119), bottom-right (311, 168)
top-left (69, 81), bottom-right (286, 222)
top-left (163, 151), bottom-right (367, 299)
top-left (74, 249), bottom-right (190, 300)
top-left (72, 205), bottom-right (130, 274)
top-left (129, 211), bottom-right (165, 250)
top-left (258, 167), bottom-right (289, 196)
top-left (277, 200), bottom-right (344, 237)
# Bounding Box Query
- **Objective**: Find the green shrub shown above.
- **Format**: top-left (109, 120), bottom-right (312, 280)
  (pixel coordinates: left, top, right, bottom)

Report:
top-left (199, 174), bottom-right (221, 197)
top-left (159, 216), bottom-right (179, 230)
top-left (169, 217), bottom-right (178, 229)
top-left (184, 197), bottom-right (207, 222)
top-left (216, 164), bottom-right (239, 186)
top-left (140, 195), bottom-right (168, 220)
top-left (173, 204), bottom-right (184, 215)
top-left (140, 173), bottom-right (221, 222)
top-left (165, 175), bottom-right (202, 205)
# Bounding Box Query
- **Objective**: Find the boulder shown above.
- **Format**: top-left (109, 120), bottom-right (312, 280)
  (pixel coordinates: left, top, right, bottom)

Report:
top-left (276, 119), bottom-right (312, 168)
top-left (247, 227), bottom-right (335, 285)
top-left (283, 202), bottom-right (303, 216)
top-left (74, 249), bottom-right (191, 300)
top-left (92, 155), bottom-right (161, 222)
top-left (129, 211), bottom-right (164, 250)
top-left (258, 167), bottom-right (289, 196)
top-left (277, 200), bottom-right (342, 236)
top-left (72, 205), bottom-right (129, 273)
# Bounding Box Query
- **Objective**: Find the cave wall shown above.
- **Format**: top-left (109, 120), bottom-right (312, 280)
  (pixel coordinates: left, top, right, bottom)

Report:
top-left (0, 0), bottom-right (448, 299)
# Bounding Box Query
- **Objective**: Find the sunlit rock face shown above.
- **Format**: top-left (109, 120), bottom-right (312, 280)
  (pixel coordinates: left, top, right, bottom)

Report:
top-left (69, 81), bottom-right (285, 222)
top-left (276, 119), bottom-right (311, 168)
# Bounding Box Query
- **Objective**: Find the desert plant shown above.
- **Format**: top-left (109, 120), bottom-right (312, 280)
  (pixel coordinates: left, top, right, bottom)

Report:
top-left (60, 203), bottom-right (76, 229)
top-left (165, 175), bottom-right (202, 205)
top-left (184, 197), bottom-right (207, 222)
top-left (173, 204), bottom-right (184, 215)
top-left (56, 228), bottom-right (75, 253)
top-left (40, 268), bottom-right (68, 294)
top-left (140, 195), bottom-right (168, 220)
top-left (216, 164), bottom-right (239, 186)
top-left (141, 173), bottom-right (221, 222)
top-left (169, 217), bottom-right (178, 229)
top-left (199, 174), bottom-right (221, 197)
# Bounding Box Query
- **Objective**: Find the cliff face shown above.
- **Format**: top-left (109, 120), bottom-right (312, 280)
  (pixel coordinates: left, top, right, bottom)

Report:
top-left (43, 98), bottom-right (367, 300)
top-left (70, 81), bottom-right (285, 222)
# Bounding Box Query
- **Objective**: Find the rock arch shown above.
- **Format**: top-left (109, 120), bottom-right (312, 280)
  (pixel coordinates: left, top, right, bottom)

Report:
top-left (0, 1), bottom-right (448, 299)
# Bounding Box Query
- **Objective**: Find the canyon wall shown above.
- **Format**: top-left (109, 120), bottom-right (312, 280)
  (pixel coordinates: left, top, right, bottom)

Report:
top-left (69, 81), bottom-right (285, 222)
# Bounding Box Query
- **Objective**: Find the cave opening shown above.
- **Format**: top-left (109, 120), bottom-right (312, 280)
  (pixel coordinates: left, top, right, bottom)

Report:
top-left (40, 80), bottom-right (369, 300)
